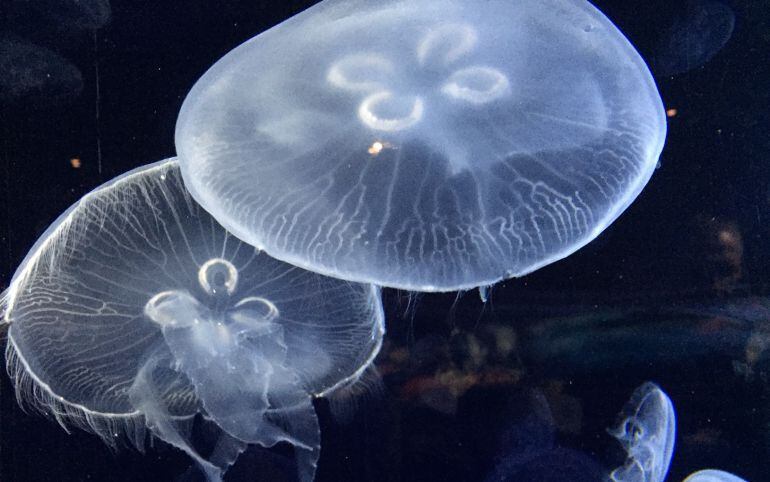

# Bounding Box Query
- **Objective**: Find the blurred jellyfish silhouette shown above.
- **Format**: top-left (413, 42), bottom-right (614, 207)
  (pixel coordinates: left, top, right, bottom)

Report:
top-left (0, 35), bottom-right (83, 107)
top-left (28, 0), bottom-right (112, 31)
top-left (175, 0), bottom-right (667, 291)
top-left (485, 390), bottom-right (605, 481)
top-left (609, 382), bottom-right (748, 482)
top-left (688, 216), bottom-right (745, 294)
top-left (652, 0), bottom-right (735, 77)
top-left (0, 158), bottom-right (384, 482)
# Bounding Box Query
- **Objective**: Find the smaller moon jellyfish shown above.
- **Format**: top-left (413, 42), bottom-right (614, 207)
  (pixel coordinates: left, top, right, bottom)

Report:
top-left (176, 0), bottom-right (667, 291)
top-left (0, 158), bottom-right (384, 482)
top-left (608, 382), bottom-right (676, 482)
top-left (608, 383), bottom-right (748, 482)
top-left (683, 470), bottom-right (748, 482)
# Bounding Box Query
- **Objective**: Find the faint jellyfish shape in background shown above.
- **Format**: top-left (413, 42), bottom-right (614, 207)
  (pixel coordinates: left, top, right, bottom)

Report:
top-left (29, 0), bottom-right (112, 30)
top-left (683, 469), bottom-right (748, 482)
top-left (0, 158), bottom-right (385, 482)
top-left (652, 0), bottom-right (735, 77)
top-left (608, 382), bottom-right (676, 482)
top-left (175, 0), bottom-right (667, 292)
top-left (0, 35), bottom-right (83, 107)
top-left (687, 216), bottom-right (745, 294)
top-left (486, 390), bottom-right (606, 482)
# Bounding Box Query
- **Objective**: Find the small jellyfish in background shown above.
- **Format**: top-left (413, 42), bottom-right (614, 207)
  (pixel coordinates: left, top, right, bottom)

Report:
top-left (683, 470), bottom-right (748, 482)
top-left (652, 0), bottom-right (735, 77)
top-left (0, 158), bottom-right (384, 482)
top-left (0, 35), bottom-right (83, 107)
top-left (175, 0), bottom-right (667, 292)
top-left (485, 390), bottom-right (606, 482)
top-left (29, 0), bottom-right (112, 31)
top-left (609, 382), bottom-right (749, 482)
top-left (609, 382), bottom-right (676, 482)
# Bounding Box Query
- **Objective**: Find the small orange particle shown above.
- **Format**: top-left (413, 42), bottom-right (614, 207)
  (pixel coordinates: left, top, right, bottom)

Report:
top-left (368, 141), bottom-right (384, 156)
top-left (70, 158), bottom-right (82, 169)
top-left (666, 108), bottom-right (678, 118)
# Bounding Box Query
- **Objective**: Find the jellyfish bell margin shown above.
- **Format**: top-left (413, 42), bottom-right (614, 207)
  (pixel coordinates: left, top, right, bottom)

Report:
top-left (175, 0), bottom-right (667, 292)
top-left (1, 158), bottom-right (385, 482)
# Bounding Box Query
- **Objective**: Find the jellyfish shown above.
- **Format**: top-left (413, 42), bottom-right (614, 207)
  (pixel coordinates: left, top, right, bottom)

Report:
top-left (652, 0), bottom-right (735, 77)
top-left (0, 35), bottom-right (83, 107)
top-left (175, 0), bottom-right (667, 291)
top-left (486, 390), bottom-right (606, 482)
top-left (608, 383), bottom-right (749, 482)
top-left (0, 158), bottom-right (385, 482)
top-left (683, 470), bottom-right (748, 482)
top-left (608, 382), bottom-right (676, 482)
top-left (29, 0), bottom-right (112, 30)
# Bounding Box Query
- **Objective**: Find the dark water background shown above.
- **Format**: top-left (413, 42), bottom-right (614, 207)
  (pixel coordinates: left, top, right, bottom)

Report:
top-left (0, 0), bottom-right (768, 481)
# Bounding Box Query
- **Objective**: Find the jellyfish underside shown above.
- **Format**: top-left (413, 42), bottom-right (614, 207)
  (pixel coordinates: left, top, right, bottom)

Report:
top-left (2, 159), bottom-right (384, 482)
top-left (133, 258), bottom-right (324, 481)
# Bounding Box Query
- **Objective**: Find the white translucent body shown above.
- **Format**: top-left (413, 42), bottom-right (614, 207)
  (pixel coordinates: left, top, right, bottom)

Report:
top-left (1, 158), bottom-right (384, 482)
top-left (609, 383), bottom-right (749, 482)
top-left (176, 0), bottom-right (667, 291)
top-left (683, 470), bottom-right (748, 482)
top-left (609, 382), bottom-right (676, 482)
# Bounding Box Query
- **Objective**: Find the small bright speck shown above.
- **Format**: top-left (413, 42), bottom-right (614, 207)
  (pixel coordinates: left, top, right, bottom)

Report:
top-left (368, 141), bottom-right (384, 155)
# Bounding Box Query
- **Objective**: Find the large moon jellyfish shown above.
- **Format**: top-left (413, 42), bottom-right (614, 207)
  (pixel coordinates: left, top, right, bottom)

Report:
top-left (0, 158), bottom-right (385, 481)
top-left (175, 0), bottom-right (667, 291)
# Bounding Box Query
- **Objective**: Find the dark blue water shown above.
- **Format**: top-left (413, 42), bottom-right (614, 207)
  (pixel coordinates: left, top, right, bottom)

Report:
top-left (0, 1), bottom-right (768, 481)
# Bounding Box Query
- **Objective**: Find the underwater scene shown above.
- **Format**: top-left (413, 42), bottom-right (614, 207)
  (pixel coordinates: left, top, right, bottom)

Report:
top-left (0, 0), bottom-right (767, 481)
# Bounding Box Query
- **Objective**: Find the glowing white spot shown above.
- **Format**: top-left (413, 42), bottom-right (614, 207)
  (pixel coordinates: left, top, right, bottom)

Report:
top-left (368, 141), bottom-right (384, 155)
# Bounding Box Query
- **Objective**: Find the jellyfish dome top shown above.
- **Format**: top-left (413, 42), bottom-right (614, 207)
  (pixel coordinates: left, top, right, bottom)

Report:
top-left (175, 0), bottom-right (667, 291)
top-left (0, 158), bottom-right (384, 482)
